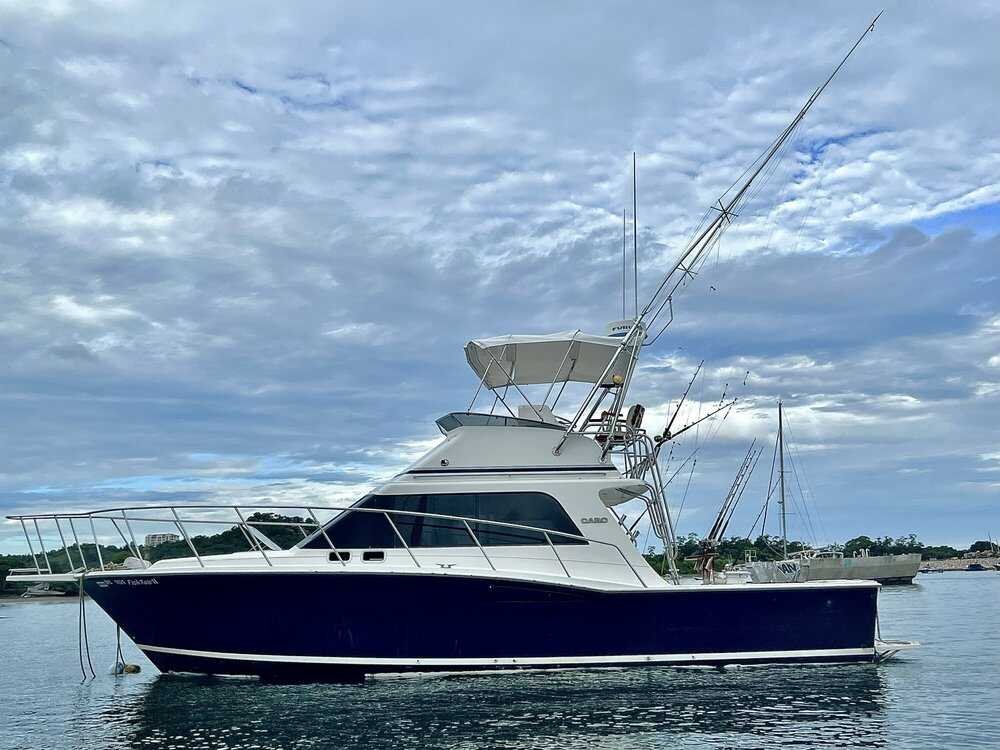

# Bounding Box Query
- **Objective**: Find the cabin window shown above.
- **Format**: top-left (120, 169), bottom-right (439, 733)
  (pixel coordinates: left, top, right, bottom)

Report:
top-left (302, 492), bottom-right (586, 549)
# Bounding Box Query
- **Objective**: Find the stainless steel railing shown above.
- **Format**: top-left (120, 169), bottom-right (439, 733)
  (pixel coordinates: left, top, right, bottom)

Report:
top-left (5, 504), bottom-right (649, 588)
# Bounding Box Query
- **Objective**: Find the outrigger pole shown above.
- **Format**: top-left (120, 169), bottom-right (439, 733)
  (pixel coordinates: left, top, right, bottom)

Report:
top-left (639, 11), bottom-right (883, 334)
top-left (554, 12), bottom-right (883, 453)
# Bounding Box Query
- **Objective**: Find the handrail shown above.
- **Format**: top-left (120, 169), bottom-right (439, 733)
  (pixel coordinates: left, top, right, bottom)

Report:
top-left (171, 507), bottom-right (204, 568)
top-left (6, 503), bottom-right (650, 588)
top-left (462, 518), bottom-right (495, 571)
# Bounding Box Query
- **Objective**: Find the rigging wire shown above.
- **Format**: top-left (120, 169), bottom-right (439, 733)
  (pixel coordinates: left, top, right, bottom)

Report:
top-left (780, 421), bottom-right (813, 531)
top-left (782, 415), bottom-right (831, 545)
top-left (787, 448), bottom-right (819, 545)
top-left (744, 413), bottom-right (785, 557)
top-left (673, 456), bottom-right (698, 532)
top-left (630, 12), bottom-right (882, 341)
top-left (759, 135), bottom-right (831, 260)
top-left (644, 130), bottom-right (800, 340)
top-left (760, 422), bottom-right (780, 536)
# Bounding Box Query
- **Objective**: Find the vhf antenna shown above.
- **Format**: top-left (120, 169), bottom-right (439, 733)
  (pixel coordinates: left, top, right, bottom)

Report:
top-left (632, 152), bottom-right (638, 319)
top-left (622, 208), bottom-right (627, 319)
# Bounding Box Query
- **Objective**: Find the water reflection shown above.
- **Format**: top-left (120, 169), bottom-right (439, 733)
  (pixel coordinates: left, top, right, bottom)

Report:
top-left (15, 576), bottom-right (999, 750)
top-left (99, 665), bottom-right (889, 750)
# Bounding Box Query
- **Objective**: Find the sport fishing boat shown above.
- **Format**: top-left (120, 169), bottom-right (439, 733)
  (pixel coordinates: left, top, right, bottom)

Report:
top-left (5, 15), bottom-right (915, 680)
top-left (6, 343), bottom-right (912, 678)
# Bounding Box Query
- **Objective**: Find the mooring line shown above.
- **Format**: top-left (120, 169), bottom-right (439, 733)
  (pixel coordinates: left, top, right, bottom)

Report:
top-left (116, 625), bottom-right (126, 674)
top-left (78, 571), bottom-right (96, 680)
top-left (77, 577), bottom-right (87, 682)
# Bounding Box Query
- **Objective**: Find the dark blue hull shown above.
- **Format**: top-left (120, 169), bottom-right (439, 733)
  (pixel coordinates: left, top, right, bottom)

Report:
top-left (84, 572), bottom-right (879, 680)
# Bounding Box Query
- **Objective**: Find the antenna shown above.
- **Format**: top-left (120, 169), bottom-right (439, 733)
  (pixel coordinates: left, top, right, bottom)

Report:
top-left (622, 208), bottom-right (627, 319)
top-left (632, 152), bottom-right (638, 319)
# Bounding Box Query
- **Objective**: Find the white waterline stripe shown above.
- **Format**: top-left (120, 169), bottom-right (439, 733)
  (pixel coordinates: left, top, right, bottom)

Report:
top-left (137, 644), bottom-right (875, 666)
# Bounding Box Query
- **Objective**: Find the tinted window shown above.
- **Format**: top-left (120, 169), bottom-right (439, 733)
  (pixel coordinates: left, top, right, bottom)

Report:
top-left (436, 412), bottom-right (564, 432)
top-left (304, 492), bottom-right (585, 549)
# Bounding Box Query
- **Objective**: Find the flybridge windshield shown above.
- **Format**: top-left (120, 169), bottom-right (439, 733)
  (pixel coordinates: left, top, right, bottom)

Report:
top-left (436, 412), bottom-right (564, 433)
top-left (301, 492), bottom-right (586, 549)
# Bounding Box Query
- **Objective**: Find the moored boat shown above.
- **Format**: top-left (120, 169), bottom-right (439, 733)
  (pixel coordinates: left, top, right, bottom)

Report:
top-left (750, 548), bottom-right (922, 585)
top-left (9, 352), bottom-right (908, 678)
top-left (5, 15), bottom-right (915, 679)
top-left (747, 402), bottom-right (922, 586)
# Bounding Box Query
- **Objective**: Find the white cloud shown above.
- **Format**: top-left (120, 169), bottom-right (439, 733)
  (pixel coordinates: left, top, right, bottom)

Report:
top-left (49, 295), bottom-right (140, 325)
top-left (323, 322), bottom-right (397, 345)
top-left (0, 2), bottom-right (998, 550)
top-left (28, 197), bottom-right (174, 233)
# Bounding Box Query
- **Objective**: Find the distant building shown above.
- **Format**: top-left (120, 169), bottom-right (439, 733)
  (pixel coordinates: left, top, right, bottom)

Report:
top-left (144, 532), bottom-right (180, 548)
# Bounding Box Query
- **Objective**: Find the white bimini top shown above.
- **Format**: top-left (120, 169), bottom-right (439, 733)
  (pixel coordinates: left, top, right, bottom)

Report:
top-left (464, 330), bottom-right (633, 388)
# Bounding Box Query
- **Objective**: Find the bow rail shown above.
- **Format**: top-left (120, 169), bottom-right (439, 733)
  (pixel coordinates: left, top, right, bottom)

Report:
top-left (5, 503), bottom-right (649, 588)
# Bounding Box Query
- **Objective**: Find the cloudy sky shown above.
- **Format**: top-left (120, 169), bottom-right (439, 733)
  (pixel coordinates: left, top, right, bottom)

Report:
top-left (1, 1), bottom-right (998, 552)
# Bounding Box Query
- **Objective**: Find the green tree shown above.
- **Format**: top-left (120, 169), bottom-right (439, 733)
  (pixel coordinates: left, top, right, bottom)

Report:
top-left (968, 540), bottom-right (996, 554)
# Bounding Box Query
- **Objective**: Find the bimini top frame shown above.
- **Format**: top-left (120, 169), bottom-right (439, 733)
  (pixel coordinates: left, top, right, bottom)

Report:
top-left (465, 326), bottom-right (645, 433)
top-left (465, 330), bottom-right (635, 390)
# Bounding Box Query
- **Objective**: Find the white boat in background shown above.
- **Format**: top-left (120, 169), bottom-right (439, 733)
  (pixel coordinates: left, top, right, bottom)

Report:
top-left (748, 402), bottom-right (921, 585)
top-left (750, 548), bottom-right (921, 585)
top-left (20, 582), bottom-right (68, 598)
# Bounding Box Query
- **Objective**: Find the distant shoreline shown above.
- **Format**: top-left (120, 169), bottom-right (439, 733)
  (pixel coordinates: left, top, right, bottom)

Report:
top-left (0, 595), bottom-right (77, 604)
top-left (919, 557), bottom-right (1000, 571)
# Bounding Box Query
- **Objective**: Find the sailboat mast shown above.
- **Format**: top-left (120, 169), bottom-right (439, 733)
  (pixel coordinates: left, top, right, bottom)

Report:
top-left (778, 400), bottom-right (787, 558)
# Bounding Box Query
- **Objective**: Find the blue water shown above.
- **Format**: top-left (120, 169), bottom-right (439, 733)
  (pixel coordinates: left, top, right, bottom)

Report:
top-left (1, 572), bottom-right (997, 750)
